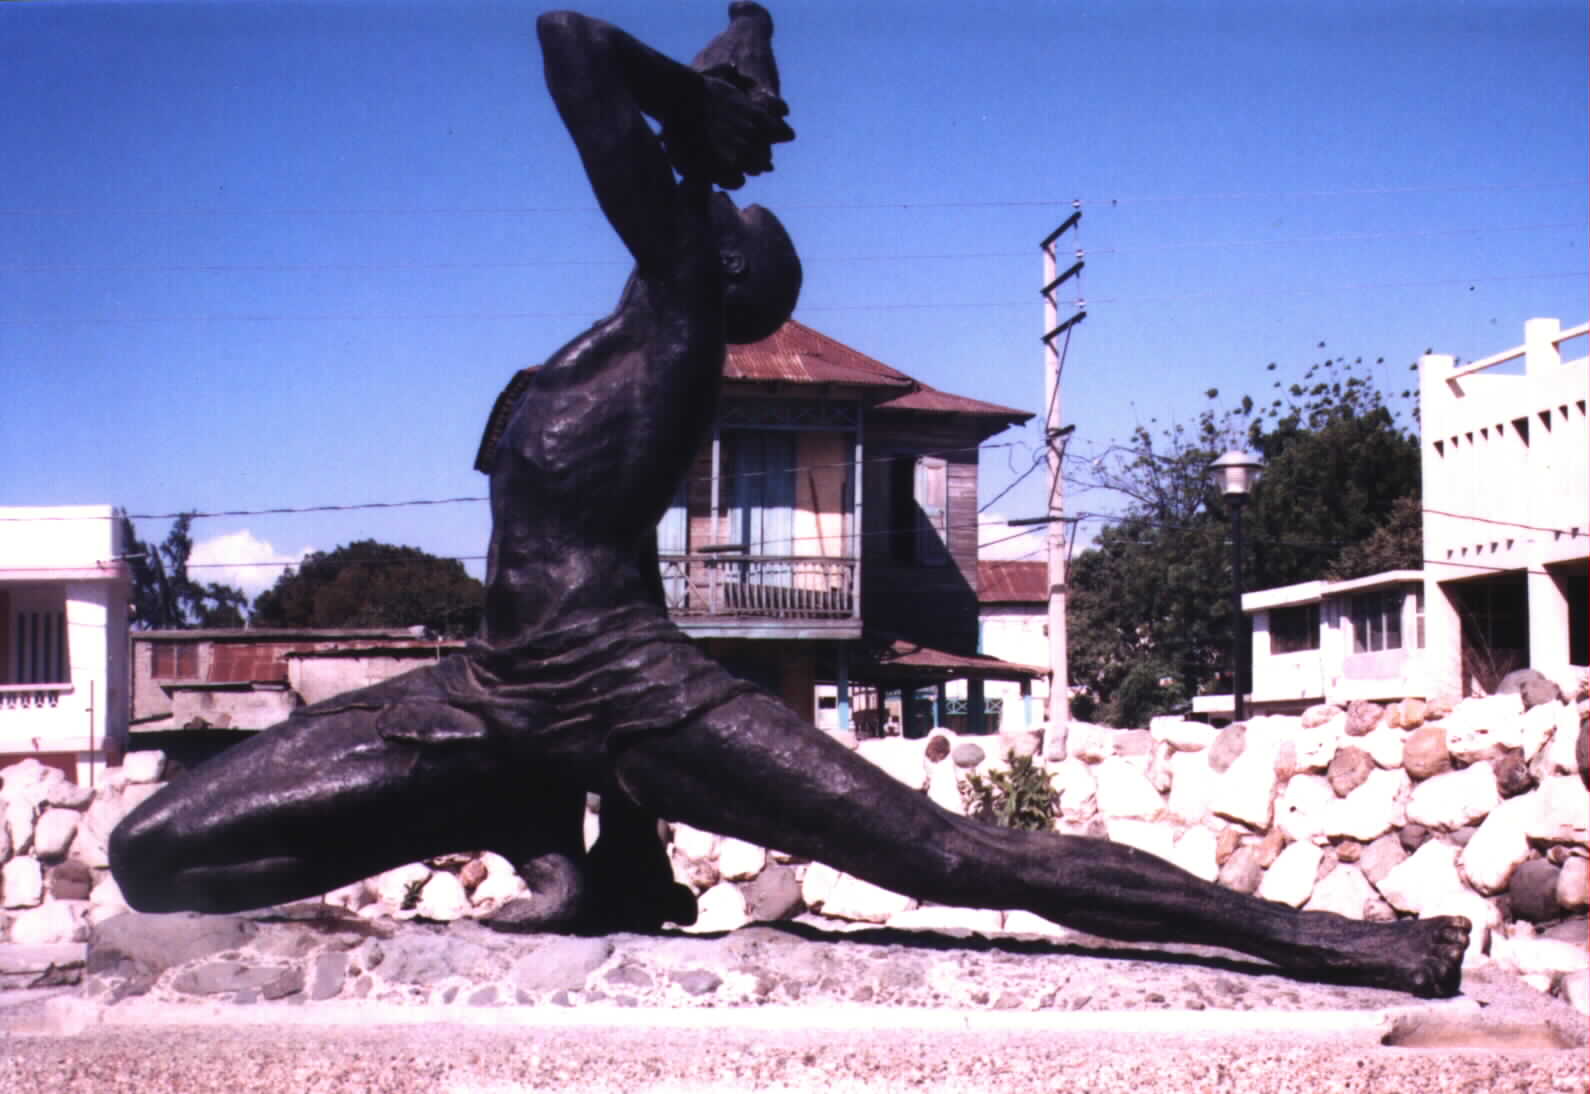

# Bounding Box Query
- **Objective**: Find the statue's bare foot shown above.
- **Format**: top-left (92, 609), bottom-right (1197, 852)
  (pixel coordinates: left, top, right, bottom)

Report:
top-left (1290, 913), bottom-right (1470, 997)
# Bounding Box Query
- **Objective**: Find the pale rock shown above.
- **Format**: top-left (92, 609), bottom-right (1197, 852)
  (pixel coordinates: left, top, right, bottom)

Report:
top-left (1560, 970), bottom-right (1590, 1017)
top-left (44, 780), bottom-right (94, 810)
top-left (1399, 697), bottom-right (1428, 728)
top-left (1293, 719), bottom-right (1346, 771)
top-left (1147, 741), bottom-right (1174, 794)
top-left (1300, 704), bottom-right (1342, 729)
top-left (1441, 694), bottom-right (1526, 763)
top-left (716, 838), bottom-right (766, 882)
top-left (1556, 856), bottom-right (1588, 910)
top-left (1000, 909), bottom-right (1073, 939)
top-left (31, 808), bottom-right (79, 860)
top-left (88, 875), bottom-right (125, 910)
top-left (0, 759), bottom-right (66, 810)
top-left (1049, 758), bottom-right (1097, 820)
top-left (8, 900), bottom-right (86, 945)
top-left (470, 871), bottom-right (529, 913)
top-left (1459, 796), bottom-right (1533, 895)
top-left (1001, 728), bottom-right (1042, 760)
top-left (1304, 864), bottom-right (1387, 921)
top-left (67, 793), bottom-right (125, 870)
top-left (685, 882), bottom-right (748, 933)
top-left (120, 782), bottom-right (161, 814)
top-left (1149, 716), bottom-right (1216, 752)
top-left (415, 871), bottom-right (470, 921)
top-left (1166, 750), bottom-right (1217, 825)
top-left (1406, 762), bottom-right (1499, 830)
top-left (857, 737), bottom-right (927, 790)
top-left (1067, 722), bottom-right (1112, 763)
top-left (1522, 776), bottom-right (1589, 843)
top-left (671, 823), bottom-right (720, 862)
top-left (1094, 758), bottom-right (1165, 820)
top-left (374, 862), bottom-right (432, 913)
top-left (1357, 724), bottom-right (1408, 770)
top-left (1543, 710), bottom-right (1585, 776)
top-left (1518, 700), bottom-right (1569, 763)
top-left (1324, 767), bottom-right (1410, 842)
top-left (1493, 937), bottom-right (1589, 977)
top-left (952, 742), bottom-right (987, 769)
top-left (121, 750), bottom-right (167, 785)
top-left (1113, 729), bottom-right (1154, 756)
top-left (1212, 731), bottom-right (1281, 829)
top-left (925, 761), bottom-right (965, 815)
top-left (1275, 774), bottom-right (1334, 844)
top-left (1258, 841), bottom-right (1322, 908)
top-left (583, 808), bottom-right (600, 852)
top-left (479, 851), bottom-right (518, 884)
top-left (0, 817), bottom-right (10, 862)
top-left (1358, 833), bottom-right (1406, 885)
top-left (2, 856), bottom-right (45, 908)
top-left (1345, 701), bottom-right (1384, 736)
top-left (1218, 845), bottom-right (1264, 894)
top-left (800, 861), bottom-right (841, 910)
top-left (1327, 746), bottom-right (1374, 796)
top-left (1167, 827), bottom-right (1219, 883)
top-left (321, 880), bottom-right (373, 913)
top-left (1105, 819), bottom-right (1175, 861)
top-left (1420, 890), bottom-right (1501, 966)
top-left (5, 799), bottom-right (35, 855)
top-left (1376, 841), bottom-right (1462, 915)
top-left (887, 905), bottom-right (1002, 934)
top-left (813, 872), bottom-right (914, 923)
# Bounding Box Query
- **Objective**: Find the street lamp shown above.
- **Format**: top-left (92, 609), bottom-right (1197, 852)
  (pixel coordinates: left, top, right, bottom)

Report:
top-left (1208, 450), bottom-right (1264, 722)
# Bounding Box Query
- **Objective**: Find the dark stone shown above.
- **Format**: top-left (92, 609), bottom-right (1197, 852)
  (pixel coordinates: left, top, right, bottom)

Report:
top-left (308, 951), bottom-right (347, 1001)
top-left (1578, 714), bottom-right (1588, 789)
top-left (1497, 668), bottom-right (1563, 709)
top-left (1402, 724), bottom-right (1451, 780)
top-left (741, 864), bottom-right (803, 922)
top-left (1218, 846), bottom-right (1263, 895)
top-left (1398, 824), bottom-right (1430, 853)
top-left (87, 912), bottom-right (257, 999)
top-left (605, 963), bottom-right (653, 988)
top-left (1327, 747), bottom-right (1373, 797)
top-left (172, 961), bottom-right (296, 998)
top-left (923, 734), bottom-right (950, 763)
top-left (1492, 748), bottom-right (1533, 798)
top-left (47, 860), bottom-right (93, 901)
top-left (1335, 839), bottom-right (1363, 864)
top-left (1448, 826), bottom-right (1476, 847)
top-left (1508, 859), bottom-right (1561, 924)
top-left (671, 969), bottom-right (723, 995)
top-left (1345, 701), bottom-right (1384, 737)
top-left (1207, 724), bottom-right (1247, 774)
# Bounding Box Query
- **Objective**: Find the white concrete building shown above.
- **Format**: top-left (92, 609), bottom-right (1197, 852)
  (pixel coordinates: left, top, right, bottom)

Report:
top-left (1242, 570), bottom-right (1426, 714)
top-left (0, 506), bottom-right (131, 783)
top-left (1420, 317), bottom-right (1587, 697)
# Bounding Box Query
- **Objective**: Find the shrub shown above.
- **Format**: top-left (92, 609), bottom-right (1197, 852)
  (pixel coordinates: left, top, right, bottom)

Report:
top-left (960, 751), bottom-right (1057, 832)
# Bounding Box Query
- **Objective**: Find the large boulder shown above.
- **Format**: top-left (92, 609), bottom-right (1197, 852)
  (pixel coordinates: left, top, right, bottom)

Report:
top-left (1376, 840), bottom-right (1463, 915)
top-left (2, 856), bottom-right (44, 908)
top-left (1401, 723), bottom-right (1451, 780)
top-left (1323, 767), bottom-right (1409, 842)
top-left (1327, 746), bottom-right (1374, 796)
top-left (1441, 694), bottom-right (1526, 763)
top-left (1093, 758), bottom-right (1165, 820)
top-left (1508, 859), bottom-right (1562, 924)
top-left (1406, 762), bottom-right (1499, 830)
top-left (30, 808), bottom-right (80, 860)
top-left (1257, 841), bottom-right (1322, 908)
top-left (1305, 864), bottom-right (1392, 921)
top-left (1459, 796), bottom-right (1533, 895)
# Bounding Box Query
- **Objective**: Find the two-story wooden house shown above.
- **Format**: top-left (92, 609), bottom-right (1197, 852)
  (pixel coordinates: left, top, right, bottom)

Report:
top-left (668, 320), bottom-right (1040, 731)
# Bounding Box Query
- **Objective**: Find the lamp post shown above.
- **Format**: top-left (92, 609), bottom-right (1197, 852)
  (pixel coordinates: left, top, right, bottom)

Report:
top-left (1208, 450), bottom-right (1264, 723)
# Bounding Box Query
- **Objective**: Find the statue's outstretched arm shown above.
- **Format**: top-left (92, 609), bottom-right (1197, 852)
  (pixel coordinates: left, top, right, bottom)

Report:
top-left (536, 10), bottom-right (790, 274)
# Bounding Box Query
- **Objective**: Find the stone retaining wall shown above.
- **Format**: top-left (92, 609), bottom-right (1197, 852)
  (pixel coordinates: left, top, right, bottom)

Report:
top-left (1, 682), bottom-right (1586, 1011)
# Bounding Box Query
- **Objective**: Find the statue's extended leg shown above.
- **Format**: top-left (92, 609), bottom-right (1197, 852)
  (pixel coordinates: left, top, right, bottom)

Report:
top-left (110, 661), bottom-right (582, 916)
top-left (609, 692), bottom-right (1470, 998)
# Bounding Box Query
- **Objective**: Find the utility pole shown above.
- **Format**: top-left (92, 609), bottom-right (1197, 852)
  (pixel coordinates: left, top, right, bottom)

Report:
top-left (1039, 210), bottom-right (1085, 760)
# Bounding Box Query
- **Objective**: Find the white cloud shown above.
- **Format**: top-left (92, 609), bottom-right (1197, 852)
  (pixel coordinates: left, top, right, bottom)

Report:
top-left (188, 530), bottom-right (312, 599)
top-left (977, 513), bottom-right (1047, 561)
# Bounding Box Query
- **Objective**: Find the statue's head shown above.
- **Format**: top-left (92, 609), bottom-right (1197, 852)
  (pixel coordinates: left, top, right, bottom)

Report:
top-left (712, 195), bottom-right (801, 344)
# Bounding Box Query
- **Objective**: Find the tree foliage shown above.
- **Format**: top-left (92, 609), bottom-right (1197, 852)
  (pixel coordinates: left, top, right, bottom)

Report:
top-left (1065, 352), bottom-right (1421, 725)
top-left (120, 514), bottom-right (249, 629)
top-left (250, 540), bottom-right (483, 636)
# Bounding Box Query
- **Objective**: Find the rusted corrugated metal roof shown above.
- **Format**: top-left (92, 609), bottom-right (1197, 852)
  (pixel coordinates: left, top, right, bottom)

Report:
top-left (876, 385), bottom-right (1031, 422)
top-left (978, 560), bottom-right (1048, 604)
top-left (852, 636), bottom-right (1047, 681)
top-left (725, 319), bottom-right (916, 388)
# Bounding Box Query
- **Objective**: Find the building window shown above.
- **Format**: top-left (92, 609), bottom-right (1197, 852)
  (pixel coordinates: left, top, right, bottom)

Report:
top-left (10, 608), bottom-right (69, 684)
top-left (151, 641), bottom-right (199, 680)
top-left (889, 454), bottom-right (949, 565)
top-left (1270, 603), bottom-right (1320, 654)
top-left (1351, 590), bottom-right (1404, 654)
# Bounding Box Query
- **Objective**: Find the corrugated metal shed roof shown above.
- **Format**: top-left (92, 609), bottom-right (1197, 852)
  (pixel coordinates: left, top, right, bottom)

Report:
top-left (876, 384), bottom-right (1030, 422)
top-left (978, 560), bottom-right (1048, 604)
top-left (724, 319), bottom-right (916, 388)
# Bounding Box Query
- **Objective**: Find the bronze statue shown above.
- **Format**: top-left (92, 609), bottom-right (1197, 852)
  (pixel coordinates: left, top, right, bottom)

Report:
top-left (110, 5), bottom-right (1470, 997)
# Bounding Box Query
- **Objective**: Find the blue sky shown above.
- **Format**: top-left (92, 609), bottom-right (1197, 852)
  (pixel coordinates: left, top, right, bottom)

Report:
top-left (3, 0), bottom-right (1585, 595)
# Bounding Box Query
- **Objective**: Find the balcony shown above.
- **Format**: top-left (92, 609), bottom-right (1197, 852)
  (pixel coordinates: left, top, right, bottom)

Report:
top-left (659, 553), bottom-right (861, 639)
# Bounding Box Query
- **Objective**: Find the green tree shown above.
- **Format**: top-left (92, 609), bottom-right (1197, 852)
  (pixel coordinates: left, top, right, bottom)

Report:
top-left (120, 514), bottom-right (249, 629)
top-left (1066, 353), bottom-right (1421, 725)
top-left (250, 540), bottom-right (483, 637)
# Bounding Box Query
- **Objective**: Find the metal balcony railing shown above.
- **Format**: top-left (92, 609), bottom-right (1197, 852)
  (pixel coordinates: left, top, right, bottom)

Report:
top-left (659, 554), bottom-right (859, 620)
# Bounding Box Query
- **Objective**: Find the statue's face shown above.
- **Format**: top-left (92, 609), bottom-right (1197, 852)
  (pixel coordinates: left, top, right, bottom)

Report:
top-left (714, 197), bottom-right (801, 345)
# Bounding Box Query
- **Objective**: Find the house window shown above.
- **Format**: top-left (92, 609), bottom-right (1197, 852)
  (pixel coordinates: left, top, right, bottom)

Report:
top-left (151, 641), bottom-right (199, 680)
top-left (3, 589), bottom-right (69, 686)
top-left (1269, 603), bottom-right (1320, 654)
top-left (889, 454), bottom-right (949, 565)
top-left (1351, 590), bottom-right (1404, 654)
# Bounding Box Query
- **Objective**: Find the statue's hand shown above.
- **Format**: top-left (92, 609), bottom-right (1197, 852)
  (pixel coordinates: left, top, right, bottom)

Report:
top-left (663, 69), bottom-right (794, 190)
